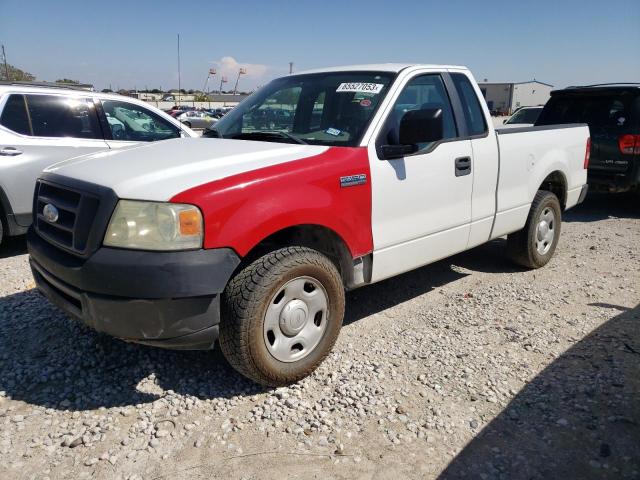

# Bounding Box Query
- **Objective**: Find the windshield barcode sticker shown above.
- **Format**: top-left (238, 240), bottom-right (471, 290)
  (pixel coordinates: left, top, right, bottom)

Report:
top-left (336, 83), bottom-right (384, 94)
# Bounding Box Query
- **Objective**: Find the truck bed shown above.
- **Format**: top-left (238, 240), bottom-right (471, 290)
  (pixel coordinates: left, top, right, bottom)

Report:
top-left (491, 123), bottom-right (590, 239)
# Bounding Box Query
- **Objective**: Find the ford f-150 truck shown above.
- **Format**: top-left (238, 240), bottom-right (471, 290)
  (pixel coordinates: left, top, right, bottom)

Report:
top-left (27, 64), bottom-right (590, 386)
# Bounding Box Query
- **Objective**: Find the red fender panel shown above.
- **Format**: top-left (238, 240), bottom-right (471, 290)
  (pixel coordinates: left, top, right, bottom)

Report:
top-left (170, 146), bottom-right (373, 258)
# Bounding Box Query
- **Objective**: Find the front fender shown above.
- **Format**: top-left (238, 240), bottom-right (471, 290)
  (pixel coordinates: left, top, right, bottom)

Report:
top-left (171, 147), bottom-right (373, 258)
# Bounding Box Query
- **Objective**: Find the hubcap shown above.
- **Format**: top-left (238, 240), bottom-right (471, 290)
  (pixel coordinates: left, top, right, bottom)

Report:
top-left (535, 207), bottom-right (555, 255)
top-left (279, 299), bottom-right (309, 336)
top-left (263, 276), bottom-right (329, 363)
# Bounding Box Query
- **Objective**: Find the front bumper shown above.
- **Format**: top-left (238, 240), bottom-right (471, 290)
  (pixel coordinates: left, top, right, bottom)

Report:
top-left (28, 228), bottom-right (240, 350)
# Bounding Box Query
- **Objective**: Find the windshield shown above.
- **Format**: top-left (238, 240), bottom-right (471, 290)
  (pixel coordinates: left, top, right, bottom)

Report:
top-left (209, 71), bottom-right (395, 146)
top-left (506, 107), bottom-right (542, 124)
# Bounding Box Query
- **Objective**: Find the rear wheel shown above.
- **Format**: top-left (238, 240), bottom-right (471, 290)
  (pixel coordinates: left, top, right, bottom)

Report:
top-left (0, 216), bottom-right (3, 246)
top-left (220, 246), bottom-right (345, 386)
top-left (507, 190), bottom-right (562, 268)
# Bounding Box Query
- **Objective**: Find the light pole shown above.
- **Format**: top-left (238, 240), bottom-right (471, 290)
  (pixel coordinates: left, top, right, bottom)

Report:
top-left (219, 76), bottom-right (228, 106)
top-left (233, 67), bottom-right (246, 96)
top-left (203, 68), bottom-right (216, 108)
top-left (177, 34), bottom-right (182, 106)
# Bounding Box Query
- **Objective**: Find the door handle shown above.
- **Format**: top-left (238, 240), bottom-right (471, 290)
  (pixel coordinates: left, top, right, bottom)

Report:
top-left (0, 147), bottom-right (23, 156)
top-left (454, 156), bottom-right (471, 177)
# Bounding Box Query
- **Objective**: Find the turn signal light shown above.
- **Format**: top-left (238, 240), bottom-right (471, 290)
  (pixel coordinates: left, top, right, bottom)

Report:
top-left (179, 209), bottom-right (202, 236)
top-left (618, 134), bottom-right (640, 155)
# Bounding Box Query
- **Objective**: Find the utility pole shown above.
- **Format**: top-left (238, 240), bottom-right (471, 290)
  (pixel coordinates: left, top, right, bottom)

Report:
top-left (177, 34), bottom-right (181, 106)
top-left (289, 62), bottom-right (293, 75)
top-left (1, 45), bottom-right (9, 81)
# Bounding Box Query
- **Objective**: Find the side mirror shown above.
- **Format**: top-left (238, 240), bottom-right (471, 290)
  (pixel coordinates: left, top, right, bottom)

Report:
top-left (399, 108), bottom-right (443, 145)
top-left (379, 108), bottom-right (444, 160)
top-left (503, 118), bottom-right (508, 124)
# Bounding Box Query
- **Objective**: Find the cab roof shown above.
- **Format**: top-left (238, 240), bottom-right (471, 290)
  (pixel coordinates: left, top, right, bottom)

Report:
top-left (295, 63), bottom-right (468, 75)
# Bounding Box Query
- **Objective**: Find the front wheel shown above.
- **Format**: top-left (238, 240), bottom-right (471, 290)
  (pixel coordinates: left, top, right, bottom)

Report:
top-left (219, 247), bottom-right (345, 386)
top-left (507, 190), bottom-right (562, 268)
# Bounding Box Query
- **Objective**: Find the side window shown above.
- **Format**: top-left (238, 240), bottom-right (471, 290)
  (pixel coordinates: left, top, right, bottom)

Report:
top-left (0, 94), bottom-right (31, 135)
top-left (25, 95), bottom-right (102, 139)
top-left (101, 100), bottom-right (180, 141)
top-left (451, 73), bottom-right (488, 136)
top-left (389, 74), bottom-right (457, 152)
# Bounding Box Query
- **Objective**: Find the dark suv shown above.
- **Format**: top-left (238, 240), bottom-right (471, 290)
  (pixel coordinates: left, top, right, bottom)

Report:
top-left (536, 84), bottom-right (640, 192)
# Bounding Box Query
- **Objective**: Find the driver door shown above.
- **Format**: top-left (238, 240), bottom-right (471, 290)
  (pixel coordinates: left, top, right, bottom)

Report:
top-left (369, 72), bottom-right (473, 281)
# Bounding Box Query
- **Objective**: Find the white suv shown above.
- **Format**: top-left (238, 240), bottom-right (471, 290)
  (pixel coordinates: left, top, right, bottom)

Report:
top-left (0, 83), bottom-right (196, 245)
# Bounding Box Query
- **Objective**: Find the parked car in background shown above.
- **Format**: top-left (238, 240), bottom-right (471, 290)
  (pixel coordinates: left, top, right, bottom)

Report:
top-left (206, 107), bottom-right (233, 118)
top-left (177, 110), bottom-right (218, 129)
top-left (502, 105), bottom-right (544, 127)
top-left (167, 105), bottom-right (196, 118)
top-left (27, 64), bottom-right (589, 386)
top-left (0, 83), bottom-right (196, 245)
top-left (536, 84), bottom-right (640, 193)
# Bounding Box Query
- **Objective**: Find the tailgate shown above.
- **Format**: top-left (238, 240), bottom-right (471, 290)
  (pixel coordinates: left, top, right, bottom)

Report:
top-left (590, 125), bottom-right (636, 173)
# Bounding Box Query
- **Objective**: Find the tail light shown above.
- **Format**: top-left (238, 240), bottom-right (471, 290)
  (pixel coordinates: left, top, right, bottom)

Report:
top-left (618, 134), bottom-right (640, 155)
top-left (584, 137), bottom-right (591, 169)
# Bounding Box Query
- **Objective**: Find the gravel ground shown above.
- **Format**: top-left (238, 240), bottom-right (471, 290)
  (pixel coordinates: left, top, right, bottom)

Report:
top-left (0, 194), bottom-right (638, 480)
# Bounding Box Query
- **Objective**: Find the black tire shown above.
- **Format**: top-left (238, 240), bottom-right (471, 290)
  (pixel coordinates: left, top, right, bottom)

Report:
top-left (0, 216), bottom-right (3, 246)
top-left (507, 190), bottom-right (562, 269)
top-left (220, 246), bottom-right (345, 386)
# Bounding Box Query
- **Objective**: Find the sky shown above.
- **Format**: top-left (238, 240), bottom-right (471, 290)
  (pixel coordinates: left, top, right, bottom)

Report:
top-left (1, 0), bottom-right (639, 91)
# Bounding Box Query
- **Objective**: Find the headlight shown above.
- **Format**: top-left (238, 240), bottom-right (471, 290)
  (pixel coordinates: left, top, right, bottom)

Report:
top-left (104, 200), bottom-right (203, 250)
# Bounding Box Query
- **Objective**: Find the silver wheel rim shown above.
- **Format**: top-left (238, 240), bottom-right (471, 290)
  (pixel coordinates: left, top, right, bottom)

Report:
top-left (263, 276), bottom-right (329, 363)
top-left (535, 207), bottom-right (555, 255)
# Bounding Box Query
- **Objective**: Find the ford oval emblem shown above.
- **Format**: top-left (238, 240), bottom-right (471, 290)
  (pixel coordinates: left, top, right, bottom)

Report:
top-left (43, 204), bottom-right (59, 223)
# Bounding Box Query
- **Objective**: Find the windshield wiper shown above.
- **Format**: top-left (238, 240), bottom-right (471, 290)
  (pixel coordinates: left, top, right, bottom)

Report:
top-left (231, 131), bottom-right (308, 145)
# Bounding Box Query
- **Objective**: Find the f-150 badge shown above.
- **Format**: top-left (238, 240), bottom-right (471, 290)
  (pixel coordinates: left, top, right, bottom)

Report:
top-left (340, 174), bottom-right (367, 187)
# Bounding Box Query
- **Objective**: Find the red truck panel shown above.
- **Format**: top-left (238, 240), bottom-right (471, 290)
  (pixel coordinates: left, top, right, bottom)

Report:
top-left (170, 147), bottom-right (373, 258)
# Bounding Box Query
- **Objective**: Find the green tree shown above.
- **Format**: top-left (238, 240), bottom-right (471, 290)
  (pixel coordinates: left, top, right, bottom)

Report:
top-left (55, 78), bottom-right (80, 84)
top-left (2, 63), bottom-right (36, 81)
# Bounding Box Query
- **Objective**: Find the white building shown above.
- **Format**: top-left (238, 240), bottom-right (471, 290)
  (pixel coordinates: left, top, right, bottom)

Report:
top-left (478, 80), bottom-right (553, 115)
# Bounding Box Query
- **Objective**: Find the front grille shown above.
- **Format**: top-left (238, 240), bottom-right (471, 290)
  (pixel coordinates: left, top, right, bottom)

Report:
top-left (35, 180), bottom-right (101, 255)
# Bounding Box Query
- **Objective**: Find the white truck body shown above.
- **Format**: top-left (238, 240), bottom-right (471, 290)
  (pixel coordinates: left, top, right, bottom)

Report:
top-left (28, 64), bottom-right (589, 385)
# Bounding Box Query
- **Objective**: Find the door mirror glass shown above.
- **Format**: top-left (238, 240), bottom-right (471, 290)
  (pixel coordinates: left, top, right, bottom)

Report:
top-left (399, 108), bottom-right (444, 145)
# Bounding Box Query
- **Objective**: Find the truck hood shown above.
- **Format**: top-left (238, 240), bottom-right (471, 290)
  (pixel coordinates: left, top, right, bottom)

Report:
top-left (45, 138), bottom-right (328, 201)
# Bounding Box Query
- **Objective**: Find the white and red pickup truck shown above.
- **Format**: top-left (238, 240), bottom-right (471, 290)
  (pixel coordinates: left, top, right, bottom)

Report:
top-left (27, 64), bottom-right (589, 385)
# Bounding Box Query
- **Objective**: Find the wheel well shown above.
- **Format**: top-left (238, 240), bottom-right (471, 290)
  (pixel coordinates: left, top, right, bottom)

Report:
top-left (539, 171), bottom-right (567, 210)
top-left (0, 187), bottom-right (9, 233)
top-left (242, 225), bottom-right (355, 286)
